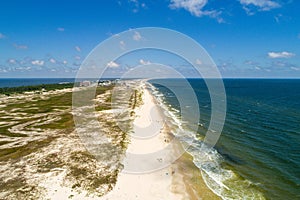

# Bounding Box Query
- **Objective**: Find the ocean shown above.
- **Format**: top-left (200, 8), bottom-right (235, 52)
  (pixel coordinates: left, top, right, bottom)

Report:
top-left (149, 79), bottom-right (300, 200)
top-left (0, 78), bottom-right (75, 88)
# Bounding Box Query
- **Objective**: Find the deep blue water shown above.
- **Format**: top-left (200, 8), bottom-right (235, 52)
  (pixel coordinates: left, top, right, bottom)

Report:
top-left (150, 79), bottom-right (300, 200)
top-left (0, 78), bottom-right (75, 88)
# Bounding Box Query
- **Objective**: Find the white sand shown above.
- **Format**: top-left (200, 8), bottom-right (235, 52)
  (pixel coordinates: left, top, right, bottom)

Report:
top-left (0, 85), bottom-right (190, 199)
top-left (100, 85), bottom-right (186, 200)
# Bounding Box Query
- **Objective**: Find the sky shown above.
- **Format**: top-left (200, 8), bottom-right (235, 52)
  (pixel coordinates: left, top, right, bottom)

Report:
top-left (0, 0), bottom-right (299, 78)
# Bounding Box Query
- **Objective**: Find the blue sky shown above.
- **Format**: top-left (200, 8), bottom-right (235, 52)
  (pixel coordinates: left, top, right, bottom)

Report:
top-left (0, 0), bottom-right (299, 78)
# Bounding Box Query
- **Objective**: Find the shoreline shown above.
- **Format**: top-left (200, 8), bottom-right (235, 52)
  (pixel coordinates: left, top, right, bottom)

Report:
top-left (0, 80), bottom-right (271, 199)
top-left (100, 82), bottom-right (220, 200)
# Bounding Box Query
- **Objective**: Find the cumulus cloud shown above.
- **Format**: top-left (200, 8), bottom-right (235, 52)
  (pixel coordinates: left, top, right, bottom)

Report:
top-left (0, 33), bottom-right (6, 39)
top-left (63, 60), bottom-right (68, 65)
top-left (169, 0), bottom-right (223, 22)
top-left (133, 31), bottom-right (142, 41)
top-left (57, 27), bottom-right (65, 32)
top-left (75, 46), bottom-right (81, 52)
top-left (107, 61), bottom-right (120, 68)
top-left (169, 0), bottom-right (208, 16)
top-left (31, 60), bottom-right (45, 66)
top-left (240, 0), bottom-right (281, 14)
top-left (268, 51), bottom-right (295, 59)
top-left (139, 59), bottom-right (151, 65)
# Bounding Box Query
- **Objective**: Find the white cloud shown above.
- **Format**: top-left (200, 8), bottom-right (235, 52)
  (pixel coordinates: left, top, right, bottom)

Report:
top-left (75, 46), bottom-right (81, 52)
top-left (0, 66), bottom-right (8, 73)
top-left (141, 3), bottom-right (146, 8)
top-left (272, 60), bottom-right (286, 67)
top-left (107, 61), bottom-right (120, 68)
top-left (14, 43), bottom-right (28, 50)
top-left (240, 0), bottom-right (281, 13)
top-left (244, 60), bottom-right (255, 65)
top-left (133, 31), bottom-right (142, 41)
top-left (49, 58), bottom-right (56, 64)
top-left (271, 60), bottom-right (298, 70)
top-left (244, 60), bottom-right (262, 71)
top-left (57, 27), bottom-right (65, 32)
top-left (63, 60), bottom-right (68, 65)
top-left (195, 58), bottom-right (202, 65)
top-left (8, 59), bottom-right (16, 64)
top-left (255, 66), bottom-right (261, 70)
top-left (0, 33), bottom-right (6, 39)
top-left (31, 60), bottom-right (44, 66)
top-left (75, 56), bottom-right (81, 60)
top-left (170, 0), bottom-right (207, 16)
top-left (274, 14), bottom-right (283, 23)
top-left (268, 51), bottom-right (295, 59)
top-left (120, 40), bottom-right (126, 50)
top-left (139, 59), bottom-right (151, 65)
top-left (291, 67), bottom-right (300, 71)
top-left (169, 0), bottom-right (223, 22)
top-left (128, 0), bottom-right (146, 13)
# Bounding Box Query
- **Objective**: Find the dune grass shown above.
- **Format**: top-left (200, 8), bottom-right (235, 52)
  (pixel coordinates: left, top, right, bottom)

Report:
top-left (0, 83), bottom-right (135, 198)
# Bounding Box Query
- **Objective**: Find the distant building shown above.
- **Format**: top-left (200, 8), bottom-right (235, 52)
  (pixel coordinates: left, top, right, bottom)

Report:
top-left (98, 80), bottom-right (111, 86)
top-left (80, 80), bottom-right (91, 87)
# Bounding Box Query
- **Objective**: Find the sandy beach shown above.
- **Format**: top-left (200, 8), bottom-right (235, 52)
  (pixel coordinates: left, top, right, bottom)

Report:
top-left (99, 83), bottom-right (220, 200)
top-left (99, 84), bottom-right (185, 200)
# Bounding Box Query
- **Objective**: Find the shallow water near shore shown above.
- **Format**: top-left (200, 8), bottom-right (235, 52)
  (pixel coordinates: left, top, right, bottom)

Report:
top-left (149, 79), bottom-right (300, 200)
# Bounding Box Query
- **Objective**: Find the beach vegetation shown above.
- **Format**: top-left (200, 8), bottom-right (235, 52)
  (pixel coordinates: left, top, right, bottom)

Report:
top-left (0, 82), bottom-right (133, 198)
top-left (0, 83), bottom-right (77, 95)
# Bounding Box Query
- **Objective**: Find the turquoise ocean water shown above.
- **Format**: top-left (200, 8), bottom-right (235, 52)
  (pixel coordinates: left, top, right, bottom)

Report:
top-left (149, 79), bottom-right (300, 200)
